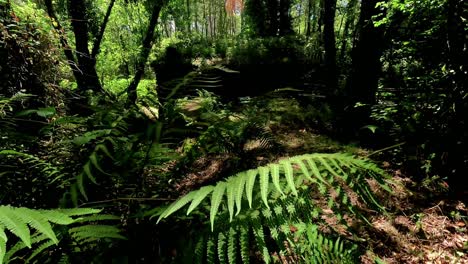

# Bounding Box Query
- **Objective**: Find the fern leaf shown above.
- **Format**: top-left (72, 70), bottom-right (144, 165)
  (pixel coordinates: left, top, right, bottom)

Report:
top-left (69, 225), bottom-right (126, 241)
top-left (0, 206), bottom-right (31, 247)
top-left (158, 191), bottom-right (197, 222)
top-left (305, 157), bottom-right (328, 186)
top-left (226, 178), bottom-right (236, 222)
top-left (227, 227), bottom-right (237, 264)
top-left (76, 173), bottom-right (88, 200)
top-left (252, 219), bottom-right (270, 264)
top-left (210, 182), bottom-right (227, 230)
top-left (26, 240), bottom-right (56, 262)
top-left (259, 166), bottom-right (270, 208)
top-left (83, 162), bottom-right (97, 185)
top-left (234, 173), bottom-right (247, 216)
top-left (74, 214), bottom-right (120, 223)
top-left (291, 158), bottom-right (313, 181)
top-left (57, 208), bottom-right (102, 216)
top-left (194, 236), bottom-right (205, 264)
top-left (239, 225), bottom-right (250, 264)
top-left (89, 152), bottom-right (107, 175)
top-left (15, 208), bottom-right (59, 244)
top-left (270, 163), bottom-right (285, 196)
top-left (245, 169), bottom-right (258, 208)
top-left (96, 144), bottom-right (115, 160)
top-left (3, 233), bottom-right (49, 262)
top-left (0, 228), bottom-right (6, 264)
top-left (280, 159), bottom-right (298, 196)
top-left (186, 186), bottom-right (215, 215)
top-left (206, 236), bottom-right (216, 264)
top-left (318, 156), bottom-right (341, 178)
top-left (217, 232), bottom-right (227, 263)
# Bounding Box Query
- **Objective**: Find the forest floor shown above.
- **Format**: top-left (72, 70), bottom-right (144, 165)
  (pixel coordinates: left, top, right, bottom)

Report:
top-left (175, 91), bottom-right (468, 263)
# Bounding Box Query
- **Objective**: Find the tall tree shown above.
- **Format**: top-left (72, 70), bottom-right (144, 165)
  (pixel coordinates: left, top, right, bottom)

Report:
top-left (44, 0), bottom-right (116, 93)
top-left (338, 0), bottom-right (385, 136)
top-left (265, 0), bottom-right (279, 35)
top-left (346, 0), bottom-right (384, 106)
top-left (244, 0), bottom-right (293, 36)
top-left (67, 0), bottom-right (102, 92)
top-left (323, 0), bottom-right (337, 90)
top-left (305, 0), bottom-right (314, 37)
top-left (126, 0), bottom-right (165, 104)
top-left (446, 0), bottom-right (467, 186)
top-left (243, 0), bottom-right (266, 35)
top-left (278, 0), bottom-right (293, 35)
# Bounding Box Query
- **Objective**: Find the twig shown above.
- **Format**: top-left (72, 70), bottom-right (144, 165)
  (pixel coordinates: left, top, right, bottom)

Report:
top-left (78, 197), bottom-right (175, 207)
top-left (366, 142), bottom-right (406, 158)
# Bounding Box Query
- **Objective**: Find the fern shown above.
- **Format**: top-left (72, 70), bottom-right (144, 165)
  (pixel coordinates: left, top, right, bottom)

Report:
top-left (0, 150), bottom-right (66, 185)
top-left (157, 153), bottom-right (391, 228)
top-left (174, 191), bottom-right (359, 263)
top-left (0, 206), bottom-right (123, 264)
top-left (155, 153), bottom-right (391, 263)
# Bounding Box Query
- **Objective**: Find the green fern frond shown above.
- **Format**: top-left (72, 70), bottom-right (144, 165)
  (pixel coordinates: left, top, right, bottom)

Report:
top-left (239, 225), bottom-right (250, 263)
top-left (0, 150), bottom-right (65, 184)
top-left (73, 143), bottom-right (115, 203)
top-left (217, 232), bottom-right (227, 263)
top-left (189, 197), bottom-right (358, 264)
top-left (68, 225), bottom-right (126, 242)
top-left (26, 240), bottom-right (56, 263)
top-left (206, 235), bottom-right (216, 264)
top-left (157, 153), bottom-right (391, 228)
top-left (0, 206), bottom-right (121, 264)
top-left (227, 227), bottom-right (237, 264)
top-left (303, 224), bottom-right (358, 264)
top-left (156, 153), bottom-right (391, 263)
top-left (73, 214), bottom-right (120, 223)
top-left (0, 206), bottom-right (34, 248)
top-left (3, 233), bottom-right (50, 262)
top-left (0, 229), bottom-right (6, 264)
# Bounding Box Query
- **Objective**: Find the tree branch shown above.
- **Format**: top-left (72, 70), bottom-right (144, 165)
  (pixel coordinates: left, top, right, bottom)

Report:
top-left (91, 0), bottom-right (116, 59)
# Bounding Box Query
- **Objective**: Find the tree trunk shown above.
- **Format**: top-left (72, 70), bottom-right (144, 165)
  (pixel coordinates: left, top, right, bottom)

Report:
top-left (323, 0), bottom-right (337, 90)
top-left (194, 0), bottom-right (199, 32)
top-left (279, 0), bottom-right (292, 35)
top-left (342, 0), bottom-right (384, 134)
top-left (44, 0), bottom-right (81, 86)
top-left (266, 0), bottom-right (278, 36)
top-left (346, 0), bottom-right (383, 105)
top-left (126, 0), bottom-right (164, 105)
top-left (68, 0), bottom-right (102, 92)
top-left (244, 0), bottom-right (266, 36)
top-left (186, 0), bottom-right (191, 33)
top-left (446, 0), bottom-right (468, 187)
top-left (305, 0), bottom-right (313, 37)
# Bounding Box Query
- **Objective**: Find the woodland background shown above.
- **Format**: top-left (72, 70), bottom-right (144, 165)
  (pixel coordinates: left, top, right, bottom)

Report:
top-left (0, 0), bottom-right (467, 263)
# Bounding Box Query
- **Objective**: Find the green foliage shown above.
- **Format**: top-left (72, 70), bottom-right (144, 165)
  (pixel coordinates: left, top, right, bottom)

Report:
top-left (0, 150), bottom-right (65, 185)
top-left (95, 0), bottom-right (151, 80)
top-left (156, 153), bottom-right (391, 262)
top-left (158, 153), bottom-right (390, 227)
top-left (0, 206), bottom-right (123, 264)
top-left (227, 36), bottom-right (306, 66)
top-left (1, 1), bottom-right (64, 97)
top-left (104, 78), bottom-right (157, 99)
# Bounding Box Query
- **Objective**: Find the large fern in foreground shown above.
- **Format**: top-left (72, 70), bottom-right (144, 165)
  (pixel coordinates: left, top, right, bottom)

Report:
top-left (0, 206), bottom-right (124, 264)
top-left (155, 153), bottom-right (392, 263)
